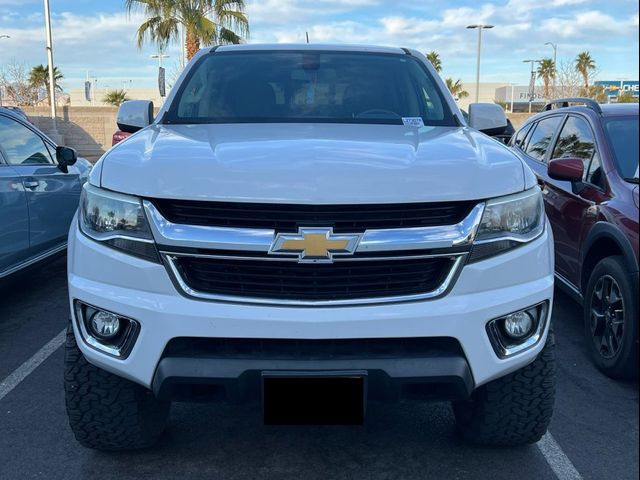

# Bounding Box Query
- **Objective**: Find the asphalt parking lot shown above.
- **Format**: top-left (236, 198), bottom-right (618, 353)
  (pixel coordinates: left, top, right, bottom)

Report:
top-left (0, 256), bottom-right (638, 480)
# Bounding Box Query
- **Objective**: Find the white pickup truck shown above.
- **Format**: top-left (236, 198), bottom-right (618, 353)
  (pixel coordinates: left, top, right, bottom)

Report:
top-left (64, 44), bottom-right (555, 450)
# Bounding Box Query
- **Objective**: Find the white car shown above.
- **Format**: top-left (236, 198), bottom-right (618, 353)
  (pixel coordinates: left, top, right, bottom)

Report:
top-left (64, 44), bottom-right (555, 450)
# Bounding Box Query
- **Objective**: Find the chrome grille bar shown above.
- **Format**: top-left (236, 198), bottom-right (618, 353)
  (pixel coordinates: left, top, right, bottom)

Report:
top-left (144, 201), bottom-right (484, 253)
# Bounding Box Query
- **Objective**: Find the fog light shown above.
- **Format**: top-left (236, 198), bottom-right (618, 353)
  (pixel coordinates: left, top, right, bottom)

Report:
top-left (486, 301), bottom-right (549, 358)
top-left (503, 311), bottom-right (534, 339)
top-left (89, 311), bottom-right (121, 339)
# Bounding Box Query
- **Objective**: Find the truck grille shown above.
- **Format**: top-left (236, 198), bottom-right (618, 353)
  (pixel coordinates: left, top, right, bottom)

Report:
top-left (171, 255), bottom-right (455, 302)
top-left (151, 199), bottom-right (476, 232)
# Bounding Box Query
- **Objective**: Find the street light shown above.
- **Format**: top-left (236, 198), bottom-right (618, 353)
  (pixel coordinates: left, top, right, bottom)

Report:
top-left (43, 0), bottom-right (61, 143)
top-left (150, 51), bottom-right (170, 69)
top-left (151, 49), bottom-right (170, 100)
top-left (0, 36), bottom-right (7, 106)
top-left (467, 24), bottom-right (494, 103)
top-left (523, 59), bottom-right (542, 113)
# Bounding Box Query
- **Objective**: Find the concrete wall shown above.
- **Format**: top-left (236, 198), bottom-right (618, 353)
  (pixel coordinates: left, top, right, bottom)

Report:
top-left (508, 113), bottom-right (533, 129)
top-left (24, 106), bottom-right (117, 161)
top-left (22, 107), bottom-right (534, 163)
top-left (68, 88), bottom-right (167, 108)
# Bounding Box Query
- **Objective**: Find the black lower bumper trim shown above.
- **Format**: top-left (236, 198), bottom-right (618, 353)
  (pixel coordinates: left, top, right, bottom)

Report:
top-left (152, 337), bottom-right (474, 403)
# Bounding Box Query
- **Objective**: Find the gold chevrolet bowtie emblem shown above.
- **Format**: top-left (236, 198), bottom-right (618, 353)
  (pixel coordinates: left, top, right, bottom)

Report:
top-left (270, 228), bottom-right (361, 263)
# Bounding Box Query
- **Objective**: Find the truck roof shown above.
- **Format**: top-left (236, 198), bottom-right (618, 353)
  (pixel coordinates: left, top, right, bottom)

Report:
top-left (213, 43), bottom-right (406, 54)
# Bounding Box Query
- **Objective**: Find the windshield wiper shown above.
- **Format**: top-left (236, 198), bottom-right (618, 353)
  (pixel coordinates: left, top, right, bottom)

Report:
top-left (623, 177), bottom-right (639, 184)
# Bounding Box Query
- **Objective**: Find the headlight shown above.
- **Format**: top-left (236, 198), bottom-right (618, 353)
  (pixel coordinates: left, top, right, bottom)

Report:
top-left (469, 187), bottom-right (545, 262)
top-left (79, 184), bottom-right (159, 262)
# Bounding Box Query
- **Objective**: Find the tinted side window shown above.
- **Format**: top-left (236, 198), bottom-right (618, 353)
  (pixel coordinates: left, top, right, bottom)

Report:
top-left (551, 115), bottom-right (603, 188)
top-left (586, 152), bottom-right (604, 188)
top-left (512, 123), bottom-right (532, 149)
top-left (552, 116), bottom-right (596, 163)
top-left (0, 116), bottom-right (53, 165)
top-left (525, 116), bottom-right (563, 162)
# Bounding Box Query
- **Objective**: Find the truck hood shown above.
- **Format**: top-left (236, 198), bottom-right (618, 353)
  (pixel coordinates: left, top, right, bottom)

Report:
top-left (98, 123), bottom-right (526, 204)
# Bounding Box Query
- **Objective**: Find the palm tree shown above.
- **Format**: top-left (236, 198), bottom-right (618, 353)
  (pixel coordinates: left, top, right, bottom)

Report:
top-left (426, 51), bottom-right (442, 73)
top-left (28, 64), bottom-right (63, 106)
top-left (536, 58), bottom-right (555, 99)
top-left (575, 51), bottom-right (595, 94)
top-left (125, 0), bottom-right (249, 62)
top-left (445, 78), bottom-right (469, 100)
top-left (103, 89), bottom-right (130, 106)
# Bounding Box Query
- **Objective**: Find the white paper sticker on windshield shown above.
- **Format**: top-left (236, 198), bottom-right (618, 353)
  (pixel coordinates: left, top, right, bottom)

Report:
top-left (402, 117), bottom-right (424, 127)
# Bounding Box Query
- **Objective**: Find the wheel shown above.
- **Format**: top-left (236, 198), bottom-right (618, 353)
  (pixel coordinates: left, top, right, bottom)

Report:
top-left (452, 332), bottom-right (556, 446)
top-left (584, 256), bottom-right (638, 379)
top-left (64, 325), bottom-right (170, 450)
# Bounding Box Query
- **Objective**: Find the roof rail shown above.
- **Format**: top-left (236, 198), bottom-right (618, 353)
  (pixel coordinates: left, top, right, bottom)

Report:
top-left (543, 97), bottom-right (602, 114)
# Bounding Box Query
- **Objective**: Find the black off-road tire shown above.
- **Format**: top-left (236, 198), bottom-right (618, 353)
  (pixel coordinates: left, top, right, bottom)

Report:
top-left (64, 325), bottom-right (170, 450)
top-left (452, 332), bottom-right (556, 446)
top-left (584, 256), bottom-right (638, 380)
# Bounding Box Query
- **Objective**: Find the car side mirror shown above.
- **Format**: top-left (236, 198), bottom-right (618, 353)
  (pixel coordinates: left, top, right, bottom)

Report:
top-left (56, 146), bottom-right (77, 173)
top-left (468, 103), bottom-right (508, 136)
top-left (548, 157), bottom-right (584, 183)
top-left (117, 100), bottom-right (154, 134)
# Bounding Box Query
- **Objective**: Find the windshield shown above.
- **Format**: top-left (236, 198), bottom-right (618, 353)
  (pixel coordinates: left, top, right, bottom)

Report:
top-left (165, 51), bottom-right (456, 126)
top-left (603, 116), bottom-right (639, 180)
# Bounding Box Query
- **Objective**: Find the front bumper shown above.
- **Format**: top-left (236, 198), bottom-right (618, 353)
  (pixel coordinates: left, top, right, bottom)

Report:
top-left (152, 336), bottom-right (475, 402)
top-left (68, 218), bottom-right (554, 395)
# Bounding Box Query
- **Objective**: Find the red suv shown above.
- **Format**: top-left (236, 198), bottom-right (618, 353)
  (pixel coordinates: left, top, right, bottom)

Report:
top-left (510, 98), bottom-right (638, 379)
top-left (112, 130), bottom-right (131, 146)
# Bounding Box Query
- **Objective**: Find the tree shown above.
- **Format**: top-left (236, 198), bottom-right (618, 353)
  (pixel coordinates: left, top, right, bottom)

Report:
top-left (536, 58), bottom-right (555, 99)
top-left (125, 0), bottom-right (249, 61)
top-left (102, 89), bottom-right (130, 106)
top-left (426, 51), bottom-right (442, 73)
top-left (617, 91), bottom-right (639, 103)
top-left (554, 59), bottom-right (596, 99)
top-left (445, 78), bottom-right (469, 99)
top-left (586, 85), bottom-right (608, 103)
top-left (0, 60), bottom-right (38, 106)
top-left (575, 51), bottom-right (595, 94)
top-left (28, 64), bottom-right (63, 106)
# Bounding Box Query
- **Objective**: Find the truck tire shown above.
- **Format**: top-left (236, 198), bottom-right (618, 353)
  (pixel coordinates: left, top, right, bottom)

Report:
top-left (64, 325), bottom-right (170, 450)
top-left (584, 256), bottom-right (638, 380)
top-left (452, 332), bottom-right (555, 446)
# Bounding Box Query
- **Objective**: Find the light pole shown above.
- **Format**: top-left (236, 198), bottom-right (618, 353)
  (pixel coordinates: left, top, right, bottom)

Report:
top-left (151, 49), bottom-right (170, 100)
top-left (467, 24), bottom-right (494, 103)
top-left (523, 59), bottom-right (542, 114)
top-left (43, 0), bottom-right (62, 143)
top-left (0, 35), bottom-right (8, 107)
top-left (545, 42), bottom-right (557, 94)
top-left (510, 83), bottom-right (515, 113)
top-left (150, 50), bottom-right (170, 69)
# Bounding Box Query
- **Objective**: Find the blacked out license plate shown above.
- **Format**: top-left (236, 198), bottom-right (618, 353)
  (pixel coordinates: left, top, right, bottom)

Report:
top-left (262, 371), bottom-right (366, 425)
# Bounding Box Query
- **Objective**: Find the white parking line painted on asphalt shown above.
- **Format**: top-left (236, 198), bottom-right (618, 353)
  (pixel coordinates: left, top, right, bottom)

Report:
top-left (0, 329), bottom-right (66, 402)
top-left (537, 432), bottom-right (583, 480)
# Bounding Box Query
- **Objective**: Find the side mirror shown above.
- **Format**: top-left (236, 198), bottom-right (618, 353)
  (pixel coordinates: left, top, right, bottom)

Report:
top-left (117, 100), bottom-right (154, 133)
top-left (56, 146), bottom-right (77, 173)
top-left (548, 157), bottom-right (584, 182)
top-left (468, 103), bottom-right (508, 136)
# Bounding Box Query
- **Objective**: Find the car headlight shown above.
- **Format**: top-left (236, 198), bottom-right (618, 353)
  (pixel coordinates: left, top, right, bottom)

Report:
top-left (469, 187), bottom-right (545, 262)
top-left (79, 183), bottom-right (159, 262)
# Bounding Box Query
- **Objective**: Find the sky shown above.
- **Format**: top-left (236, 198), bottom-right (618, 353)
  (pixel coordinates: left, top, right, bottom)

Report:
top-left (0, 0), bottom-right (638, 92)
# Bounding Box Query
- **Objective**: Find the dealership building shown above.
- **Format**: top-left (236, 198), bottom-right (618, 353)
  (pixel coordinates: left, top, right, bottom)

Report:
top-left (492, 80), bottom-right (639, 113)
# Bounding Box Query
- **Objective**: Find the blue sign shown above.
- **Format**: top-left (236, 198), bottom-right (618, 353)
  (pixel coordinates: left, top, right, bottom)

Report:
top-left (595, 80), bottom-right (639, 98)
